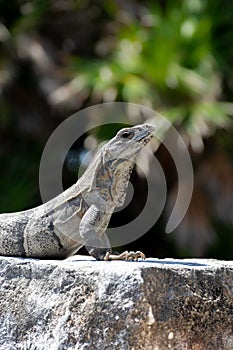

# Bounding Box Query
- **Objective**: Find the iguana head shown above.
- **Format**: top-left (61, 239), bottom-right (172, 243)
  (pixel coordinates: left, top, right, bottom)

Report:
top-left (103, 124), bottom-right (155, 161)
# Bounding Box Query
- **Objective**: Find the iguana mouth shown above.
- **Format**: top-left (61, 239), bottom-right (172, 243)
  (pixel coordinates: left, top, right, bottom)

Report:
top-left (137, 125), bottom-right (154, 144)
top-left (139, 134), bottom-right (153, 146)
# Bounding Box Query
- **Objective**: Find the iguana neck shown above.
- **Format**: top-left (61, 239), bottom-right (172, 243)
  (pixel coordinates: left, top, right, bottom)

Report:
top-left (110, 158), bottom-right (135, 206)
top-left (78, 148), bottom-right (136, 206)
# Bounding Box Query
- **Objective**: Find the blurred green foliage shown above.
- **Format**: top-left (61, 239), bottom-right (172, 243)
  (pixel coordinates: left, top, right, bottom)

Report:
top-left (0, 0), bottom-right (232, 258)
top-left (70, 0), bottom-right (233, 139)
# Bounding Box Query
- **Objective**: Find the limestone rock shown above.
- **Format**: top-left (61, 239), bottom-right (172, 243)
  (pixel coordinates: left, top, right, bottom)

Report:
top-left (0, 256), bottom-right (232, 350)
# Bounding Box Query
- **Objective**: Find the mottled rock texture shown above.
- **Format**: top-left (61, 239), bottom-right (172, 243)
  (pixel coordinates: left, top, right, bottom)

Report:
top-left (0, 256), bottom-right (232, 350)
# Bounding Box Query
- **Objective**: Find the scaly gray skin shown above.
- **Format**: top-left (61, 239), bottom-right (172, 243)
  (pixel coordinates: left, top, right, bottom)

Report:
top-left (0, 124), bottom-right (154, 261)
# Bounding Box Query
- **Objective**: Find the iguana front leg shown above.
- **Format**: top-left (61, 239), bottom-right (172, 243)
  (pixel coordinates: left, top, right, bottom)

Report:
top-left (79, 205), bottom-right (146, 261)
top-left (79, 205), bottom-right (112, 260)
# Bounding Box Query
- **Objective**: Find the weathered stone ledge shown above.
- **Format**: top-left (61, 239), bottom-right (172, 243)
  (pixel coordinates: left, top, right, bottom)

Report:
top-left (0, 256), bottom-right (232, 350)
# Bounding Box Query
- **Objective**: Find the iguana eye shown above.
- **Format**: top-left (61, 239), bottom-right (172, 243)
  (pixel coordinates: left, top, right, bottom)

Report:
top-left (120, 131), bottom-right (134, 140)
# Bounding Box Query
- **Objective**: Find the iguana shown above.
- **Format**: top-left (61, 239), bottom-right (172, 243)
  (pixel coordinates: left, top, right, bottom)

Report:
top-left (0, 124), bottom-right (154, 261)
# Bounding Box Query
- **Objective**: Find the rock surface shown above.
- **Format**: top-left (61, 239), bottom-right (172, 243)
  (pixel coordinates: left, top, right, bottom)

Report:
top-left (0, 256), bottom-right (232, 350)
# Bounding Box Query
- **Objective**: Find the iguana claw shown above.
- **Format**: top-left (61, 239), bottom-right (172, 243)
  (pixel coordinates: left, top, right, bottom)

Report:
top-left (104, 250), bottom-right (146, 261)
